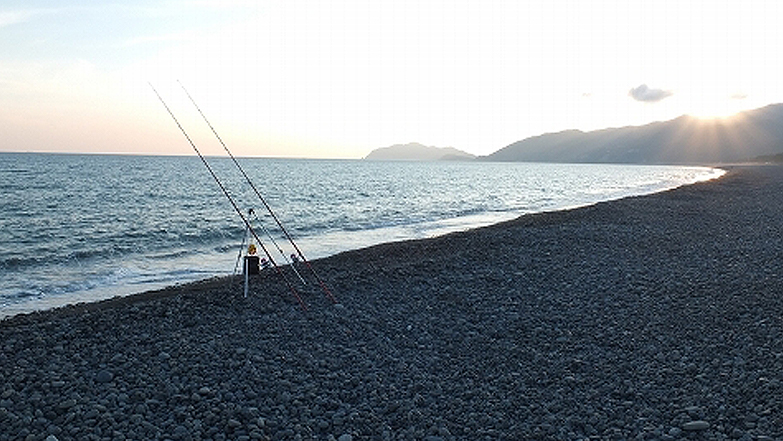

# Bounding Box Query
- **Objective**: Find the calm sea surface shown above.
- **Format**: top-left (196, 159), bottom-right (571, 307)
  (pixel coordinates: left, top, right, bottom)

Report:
top-left (0, 153), bottom-right (722, 317)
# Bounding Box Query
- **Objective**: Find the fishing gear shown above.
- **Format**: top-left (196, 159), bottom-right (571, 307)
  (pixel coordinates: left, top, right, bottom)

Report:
top-left (149, 83), bottom-right (307, 310)
top-left (233, 221), bottom-right (249, 276)
top-left (248, 208), bottom-right (307, 285)
top-left (177, 80), bottom-right (337, 304)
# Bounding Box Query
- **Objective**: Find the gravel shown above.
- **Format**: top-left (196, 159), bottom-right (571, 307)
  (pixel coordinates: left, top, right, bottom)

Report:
top-left (2, 165), bottom-right (782, 440)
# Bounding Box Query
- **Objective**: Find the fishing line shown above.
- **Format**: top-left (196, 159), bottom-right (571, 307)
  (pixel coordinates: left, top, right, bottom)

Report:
top-left (149, 82), bottom-right (307, 310)
top-left (177, 80), bottom-right (337, 304)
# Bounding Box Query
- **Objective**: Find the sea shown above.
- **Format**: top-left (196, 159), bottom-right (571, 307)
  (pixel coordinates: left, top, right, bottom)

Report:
top-left (0, 152), bottom-right (723, 317)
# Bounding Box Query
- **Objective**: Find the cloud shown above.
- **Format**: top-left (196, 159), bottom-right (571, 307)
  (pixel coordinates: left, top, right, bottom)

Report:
top-left (730, 93), bottom-right (748, 100)
top-left (0, 11), bottom-right (32, 28)
top-left (0, 9), bottom-right (56, 28)
top-left (628, 84), bottom-right (673, 103)
top-left (122, 32), bottom-right (192, 48)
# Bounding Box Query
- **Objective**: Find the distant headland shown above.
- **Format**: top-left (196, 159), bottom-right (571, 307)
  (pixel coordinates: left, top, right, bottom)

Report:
top-left (364, 143), bottom-right (476, 161)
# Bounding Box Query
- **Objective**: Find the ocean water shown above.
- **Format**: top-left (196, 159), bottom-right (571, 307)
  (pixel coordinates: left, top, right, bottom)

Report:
top-left (0, 153), bottom-right (722, 317)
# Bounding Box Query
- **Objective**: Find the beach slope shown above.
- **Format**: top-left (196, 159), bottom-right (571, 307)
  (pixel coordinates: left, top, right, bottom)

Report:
top-left (2, 166), bottom-right (782, 440)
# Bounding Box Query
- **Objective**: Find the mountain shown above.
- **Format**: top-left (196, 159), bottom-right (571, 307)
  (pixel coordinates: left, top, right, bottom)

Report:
top-left (484, 104), bottom-right (783, 164)
top-left (753, 152), bottom-right (783, 163)
top-left (365, 143), bottom-right (476, 161)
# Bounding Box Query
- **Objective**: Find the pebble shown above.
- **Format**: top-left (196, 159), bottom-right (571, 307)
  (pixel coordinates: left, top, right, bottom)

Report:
top-left (95, 370), bottom-right (114, 383)
top-left (57, 399), bottom-right (76, 409)
top-left (682, 420), bottom-right (710, 431)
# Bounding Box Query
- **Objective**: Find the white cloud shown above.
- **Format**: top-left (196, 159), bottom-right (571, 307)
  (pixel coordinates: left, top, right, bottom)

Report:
top-left (122, 32), bottom-right (193, 48)
top-left (0, 9), bottom-right (55, 28)
top-left (629, 84), bottom-right (674, 103)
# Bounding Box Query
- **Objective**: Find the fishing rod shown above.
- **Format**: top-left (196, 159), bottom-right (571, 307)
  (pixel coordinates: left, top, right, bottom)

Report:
top-left (177, 80), bottom-right (337, 304)
top-left (248, 208), bottom-right (307, 285)
top-left (149, 83), bottom-right (307, 311)
top-left (233, 221), bottom-right (249, 276)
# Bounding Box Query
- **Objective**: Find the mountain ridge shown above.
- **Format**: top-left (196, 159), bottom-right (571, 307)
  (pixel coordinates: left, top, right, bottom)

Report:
top-left (482, 104), bottom-right (783, 164)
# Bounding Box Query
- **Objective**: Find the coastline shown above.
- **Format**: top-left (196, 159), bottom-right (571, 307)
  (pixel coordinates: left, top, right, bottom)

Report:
top-left (2, 165), bottom-right (782, 440)
top-left (0, 157), bottom-right (721, 318)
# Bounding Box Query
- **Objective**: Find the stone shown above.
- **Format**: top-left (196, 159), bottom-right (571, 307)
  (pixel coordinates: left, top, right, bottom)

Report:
top-left (57, 399), bottom-right (76, 410)
top-left (45, 436), bottom-right (59, 441)
top-left (338, 435), bottom-right (353, 441)
top-left (682, 420), bottom-right (710, 431)
top-left (95, 370), bottom-right (114, 383)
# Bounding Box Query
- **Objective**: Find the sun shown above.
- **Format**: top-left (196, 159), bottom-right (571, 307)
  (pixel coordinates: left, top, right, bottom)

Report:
top-left (683, 95), bottom-right (747, 120)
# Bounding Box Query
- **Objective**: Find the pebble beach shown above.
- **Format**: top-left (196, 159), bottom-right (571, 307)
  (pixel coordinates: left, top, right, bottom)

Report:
top-left (2, 165), bottom-right (782, 441)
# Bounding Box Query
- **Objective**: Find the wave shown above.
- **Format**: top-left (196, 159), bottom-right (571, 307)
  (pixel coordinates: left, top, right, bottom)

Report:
top-left (1, 156), bottom-right (722, 317)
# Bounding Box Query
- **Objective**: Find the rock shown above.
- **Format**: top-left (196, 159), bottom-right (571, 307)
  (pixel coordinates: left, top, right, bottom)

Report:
top-left (45, 436), bottom-right (59, 441)
top-left (338, 435), bottom-right (353, 441)
top-left (173, 425), bottom-right (189, 438)
top-left (95, 370), bottom-right (113, 383)
top-left (682, 420), bottom-right (710, 431)
top-left (57, 399), bottom-right (76, 410)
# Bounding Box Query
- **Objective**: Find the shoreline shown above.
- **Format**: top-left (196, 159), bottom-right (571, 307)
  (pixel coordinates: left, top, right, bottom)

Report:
top-left (2, 165), bottom-right (782, 440)
top-left (1, 164), bottom-right (723, 320)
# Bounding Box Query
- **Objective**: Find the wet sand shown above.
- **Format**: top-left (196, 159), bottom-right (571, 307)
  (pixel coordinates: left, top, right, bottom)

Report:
top-left (2, 165), bottom-right (782, 440)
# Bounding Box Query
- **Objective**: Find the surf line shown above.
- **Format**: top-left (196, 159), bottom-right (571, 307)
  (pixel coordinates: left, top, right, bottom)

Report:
top-left (177, 80), bottom-right (337, 304)
top-left (149, 83), bottom-right (308, 311)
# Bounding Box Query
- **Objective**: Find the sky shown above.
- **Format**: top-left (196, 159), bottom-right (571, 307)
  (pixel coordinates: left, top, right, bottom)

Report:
top-left (1, 0), bottom-right (782, 159)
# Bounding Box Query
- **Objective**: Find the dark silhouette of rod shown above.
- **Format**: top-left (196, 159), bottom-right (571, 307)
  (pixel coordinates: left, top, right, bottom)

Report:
top-left (149, 83), bottom-right (307, 311)
top-left (177, 80), bottom-right (337, 304)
